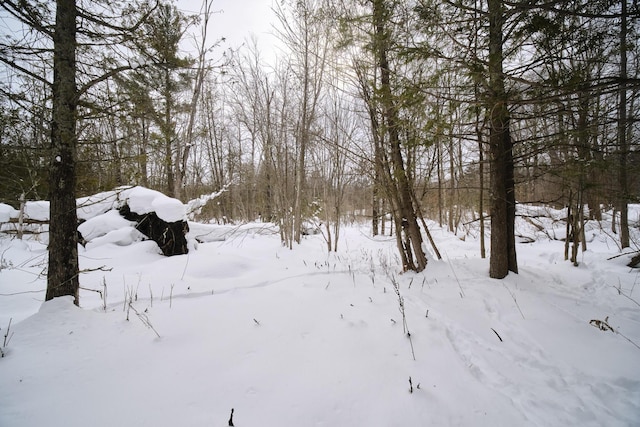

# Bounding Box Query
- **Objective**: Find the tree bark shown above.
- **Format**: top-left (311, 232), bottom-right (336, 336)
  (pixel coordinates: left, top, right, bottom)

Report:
top-left (488, 0), bottom-right (517, 279)
top-left (618, 0), bottom-right (629, 249)
top-left (373, 0), bottom-right (427, 272)
top-left (46, 0), bottom-right (80, 305)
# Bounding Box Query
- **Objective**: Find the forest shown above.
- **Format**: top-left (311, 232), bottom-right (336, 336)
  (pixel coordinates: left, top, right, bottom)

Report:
top-left (1, 0), bottom-right (638, 301)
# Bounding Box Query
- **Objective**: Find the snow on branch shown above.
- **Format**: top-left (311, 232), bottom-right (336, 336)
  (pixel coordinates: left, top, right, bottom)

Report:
top-left (185, 184), bottom-right (231, 220)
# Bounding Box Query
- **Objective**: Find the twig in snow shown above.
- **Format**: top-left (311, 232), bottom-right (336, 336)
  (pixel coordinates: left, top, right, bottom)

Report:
top-left (180, 250), bottom-right (191, 281)
top-left (611, 284), bottom-right (640, 308)
top-left (502, 282), bottom-right (525, 319)
top-left (1, 318), bottom-right (13, 357)
top-left (79, 286), bottom-right (103, 298)
top-left (228, 408), bottom-right (234, 426)
top-left (391, 276), bottom-right (416, 361)
top-left (3, 317), bottom-right (12, 346)
top-left (444, 250), bottom-right (465, 298)
top-left (590, 316), bottom-right (640, 351)
top-left (128, 302), bottom-right (161, 338)
top-left (491, 328), bottom-right (503, 342)
top-left (589, 316), bottom-right (614, 332)
top-left (615, 329), bottom-right (640, 350)
top-left (102, 277), bottom-right (108, 312)
top-left (79, 265), bottom-right (113, 274)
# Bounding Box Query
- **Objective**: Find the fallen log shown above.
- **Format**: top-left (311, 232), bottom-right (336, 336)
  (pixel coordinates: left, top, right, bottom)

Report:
top-left (118, 204), bottom-right (189, 256)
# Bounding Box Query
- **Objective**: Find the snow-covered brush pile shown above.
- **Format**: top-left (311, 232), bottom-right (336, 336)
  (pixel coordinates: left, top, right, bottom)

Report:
top-left (0, 186), bottom-right (240, 253)
top-left (0, 194), bottom-right (639, 426)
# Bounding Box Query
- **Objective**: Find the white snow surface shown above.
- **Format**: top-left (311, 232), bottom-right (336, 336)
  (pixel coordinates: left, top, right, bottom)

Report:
top-left (0, 204), bottom-right (18, 223)
top-left (1, 204), bottom-right (639, 427)
top-left (122, 186), bottom-right (186, 222)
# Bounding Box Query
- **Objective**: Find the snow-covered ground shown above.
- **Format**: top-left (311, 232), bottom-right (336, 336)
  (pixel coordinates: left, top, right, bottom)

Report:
top-left (1, 194), bottom-right (639, 426)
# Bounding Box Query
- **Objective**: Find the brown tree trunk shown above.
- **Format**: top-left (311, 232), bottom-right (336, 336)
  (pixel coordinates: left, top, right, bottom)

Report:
top-left (476, 89), bottom-right (486, 259)
top-left (46, 0), bottom-right (80, 305)
top-left (618, 0), bottom-right (630, 249)
top-left (373, 0), bottom-right (427, 272)
top-left (488, 0), bottom-right (517, 279)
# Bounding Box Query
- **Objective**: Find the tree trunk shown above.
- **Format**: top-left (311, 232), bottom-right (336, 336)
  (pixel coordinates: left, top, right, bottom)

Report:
top-left (46, 0), bottom-right (80, 305)
top-left (476, 90), bottom-right (486, 259)
top-left (618, 0), bottom-right (630, 249)
top-left (488, 0), bottom-right (517, 279)
top-left (448, 125), bottom-right (455, 233)
top-left (373, 0), bottom-right (427, 272)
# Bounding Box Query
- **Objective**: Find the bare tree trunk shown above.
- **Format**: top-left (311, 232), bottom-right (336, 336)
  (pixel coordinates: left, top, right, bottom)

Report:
top-left (163, 69), bottom-right (176, 198)
top-left (476, 91), bottom-right (486, 259)
top-left (17, 193), bottom-right (25, 240)
top-left (618, 0), bottom-right (630, 249)
top-left (571, 191), bottom-right (582, 266)
top-left (437, 134), bottom-right (444, 228)
top-left (47, 0), bottom-right (80, 305)
top-left (488, 0), bottom-right (517, 279)
top-left (138, 115), bottom-right (150, 187)
top-left (565, 191), bottom-right (572, 261)
top-left (448, 125), bottom-right (455, 233)
top-left (373, 0), bottom-right (427, 272)
top-left (177, 0), bottom-right (213, 200)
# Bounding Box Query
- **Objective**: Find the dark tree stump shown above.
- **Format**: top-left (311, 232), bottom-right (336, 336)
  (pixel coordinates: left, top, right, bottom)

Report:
top-left (119, 204), bottom-right (189, 256)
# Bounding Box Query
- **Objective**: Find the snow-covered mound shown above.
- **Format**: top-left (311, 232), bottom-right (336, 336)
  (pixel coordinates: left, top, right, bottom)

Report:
top-left (119, 186), bottom-right (186, 223)
top-left (1, 186), bottom-right (188, 225)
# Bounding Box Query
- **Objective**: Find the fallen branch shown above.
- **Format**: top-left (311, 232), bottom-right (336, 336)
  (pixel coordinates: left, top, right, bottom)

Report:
top-left (589, 317), bottom-right (614, 332)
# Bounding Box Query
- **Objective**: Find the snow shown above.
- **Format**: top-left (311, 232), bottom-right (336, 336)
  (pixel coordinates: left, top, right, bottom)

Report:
top-left (78, 209), bottom-right (135, 242)
top-left (0, 204), bottom-right (18, 223)
top-left (185, 187), bottom-right (228, 220)
top-left (121, 186), bottom-right (186, 222)
top-left (77, 190), bottom-right (122, 221)
top-left (0, 187), bottom-right (186, 225)
top-left (22, 200), bottom-right (50, 221)
top-left (1, 202), bottom-right (639, 427)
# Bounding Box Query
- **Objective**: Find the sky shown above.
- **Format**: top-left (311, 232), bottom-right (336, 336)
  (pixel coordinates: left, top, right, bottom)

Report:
top-left (178, 0), bottom-right (279, 60)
